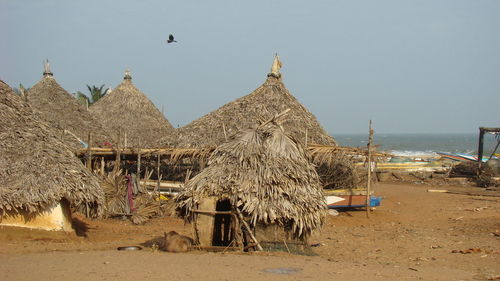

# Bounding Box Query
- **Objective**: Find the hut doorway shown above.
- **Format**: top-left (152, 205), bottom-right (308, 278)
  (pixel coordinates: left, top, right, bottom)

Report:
top-left (212, 199), bottom-right (233, 246)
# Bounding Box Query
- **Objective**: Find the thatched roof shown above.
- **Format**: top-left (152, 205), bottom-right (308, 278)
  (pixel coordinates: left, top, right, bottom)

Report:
top-left (0, 80), bottom-right (104, 218)
top-left (174, 61), bottom-right (336, 148)
top-left (26, 66), bottom-right (113, 149)
top-left (89, 71), bottom-right (175, 148)
top-left (175, 117), bottom-right (326, 239)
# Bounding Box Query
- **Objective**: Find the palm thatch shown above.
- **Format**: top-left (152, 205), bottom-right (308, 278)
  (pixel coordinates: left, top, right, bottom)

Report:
top-left (89, 71), bottom-right (176, 148)
top-left (175, 114), bottom-right (326, 239)
top-left (174, 68), bottom-right (336, 148)
top-left (26, 67), bottom-right (113, 149)
top-left (100, 170), bottom-right (160, 224)
top-left (0, 80), bottom-right (104, 218)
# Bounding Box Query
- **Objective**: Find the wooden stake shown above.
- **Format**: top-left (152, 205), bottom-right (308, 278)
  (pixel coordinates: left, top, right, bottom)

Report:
top-left (157, 154), bottom-right (161, 211)
top-left (124, 132), bottom-right (128, 148)
top-left (86, 132), bottom-right (92, 170)
top-left (305, 129), bottom-right (308, 146)
top-left (366, 120), bottom-right (374, 218)
top-left (137, 149), bottom-right (141, 189)
top-left (114, 130), bottom-right (121, 172)
top-left (100, 157), bottom-right (105, 176)
top-left (235, 208), bottom-right (263, 251)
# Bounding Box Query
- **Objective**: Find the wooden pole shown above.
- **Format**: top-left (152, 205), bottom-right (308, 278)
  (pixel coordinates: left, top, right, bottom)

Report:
top-left (366, 120), bottom-right (374, 218)
top-left (114, 130), bottom-right (121, 172)
top-left (477, 127), bottom-right (485, 172)
top-left (86, 132), bottom-right (92, 170)
top-left (235, 208), bottom-right (263, 251)
top-left (124, 132), bottom-right (128, 148)
top-left (100, 157), bottom-right (105, 176)
top-left (137, 149), bottom-right (142, 189)
top-left (157, 154), bottom-right (161, 211)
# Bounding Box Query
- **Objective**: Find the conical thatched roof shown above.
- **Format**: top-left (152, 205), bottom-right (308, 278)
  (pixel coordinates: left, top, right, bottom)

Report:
top-left (174, 59), bottom-right (336, 148)
top-left (0, 80), bottom-right (104, 218)
top-left (89, 71), bottom-right (175, 147)
top-left (26, 63), bottom-right (113, 149)
top-left (175, 116), bottom-right (326, 239)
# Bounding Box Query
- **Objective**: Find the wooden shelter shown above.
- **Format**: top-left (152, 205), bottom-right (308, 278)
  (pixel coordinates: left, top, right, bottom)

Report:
top-left (89, 70), bottom-right (176, 148)
top-left (173, 55), bottom-right (337, 148)
top-left (26, 60), bottom-right (113, 149)
top-left (0, 80), bottom-right (104, 231)
top-left (174, 112), bottom-right (327, 250)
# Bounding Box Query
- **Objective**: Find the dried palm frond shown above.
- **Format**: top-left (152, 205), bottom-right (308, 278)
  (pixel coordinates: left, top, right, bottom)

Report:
top-left (100, 169), bottom-right (161, 224)
top-left (101, 170), bottom-right (127, 216)
top-left (131, 203), bottom-right (159, 224)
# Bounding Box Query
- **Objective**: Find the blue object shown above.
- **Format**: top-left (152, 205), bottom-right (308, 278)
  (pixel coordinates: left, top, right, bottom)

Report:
top-left (80, 140), bottom-right (88, 148)
top-left (328, 196), bottom-right (382, 209)
top-left (370, 196), bottom-right (382, 207)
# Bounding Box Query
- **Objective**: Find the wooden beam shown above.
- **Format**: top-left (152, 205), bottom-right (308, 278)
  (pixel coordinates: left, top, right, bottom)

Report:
top-left (86, 132), bottom-right (92, 170)
top-left (366, 120), bottom-right (373, 218)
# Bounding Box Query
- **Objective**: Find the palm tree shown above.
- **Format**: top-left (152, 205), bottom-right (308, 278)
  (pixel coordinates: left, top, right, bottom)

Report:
top-left (75, 84), bottom-right (109, 108)
top-left (12, 84), bottom-right (30, 98)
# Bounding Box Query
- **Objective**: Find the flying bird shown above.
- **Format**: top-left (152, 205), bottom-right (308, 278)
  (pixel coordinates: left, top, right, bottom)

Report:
top-left (167, 34), bottom-right (177, 43)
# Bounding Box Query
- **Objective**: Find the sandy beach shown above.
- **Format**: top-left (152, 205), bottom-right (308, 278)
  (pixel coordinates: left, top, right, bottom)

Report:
top-left (1, 182), bottom-right (498, 281)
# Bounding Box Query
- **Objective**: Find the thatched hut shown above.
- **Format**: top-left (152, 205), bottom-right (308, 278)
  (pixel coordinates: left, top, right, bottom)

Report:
top-left (89, 70), bottom-right (176, 148)
top-left (175, 112), bottom-right (326, 250)
top-left (0, 80), bottom-right (104, 231)
top-left (26, 60), bottom-right (113, 149)
top-left (174, 55), bottom-right (337, 148)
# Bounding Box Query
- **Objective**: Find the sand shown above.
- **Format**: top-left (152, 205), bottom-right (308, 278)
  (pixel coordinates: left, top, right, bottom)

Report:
top-left (1, 182), bottom-right (499, 281)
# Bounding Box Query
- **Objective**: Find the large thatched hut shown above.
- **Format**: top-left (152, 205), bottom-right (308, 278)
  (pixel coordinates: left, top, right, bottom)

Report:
top-left (0, 80), bottom-right (104, 231)
top-left (175, 113), bottom-right (326, 250)
top-left (26, 61), bottom-right (113, 149)
top-left (89, 70), bottom-right (176, 148)
top-left (174, 55), bottom-right (336, 148)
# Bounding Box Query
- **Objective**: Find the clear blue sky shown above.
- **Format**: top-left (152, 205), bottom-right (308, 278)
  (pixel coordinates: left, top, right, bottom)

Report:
top-left (1, 0), bottom-right (499, 134)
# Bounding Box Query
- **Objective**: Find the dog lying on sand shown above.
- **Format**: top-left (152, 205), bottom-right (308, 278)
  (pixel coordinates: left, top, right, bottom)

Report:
top-left (164, 231), bottom-right (194, 253)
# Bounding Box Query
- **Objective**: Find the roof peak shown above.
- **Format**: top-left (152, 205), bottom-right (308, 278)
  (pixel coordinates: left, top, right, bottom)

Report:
top-left (267, 53), bottom-right (282, 79)
top-left (43, 59), bottom-right (53, 78)
top-left (124, 69), bottom-right (132, 81)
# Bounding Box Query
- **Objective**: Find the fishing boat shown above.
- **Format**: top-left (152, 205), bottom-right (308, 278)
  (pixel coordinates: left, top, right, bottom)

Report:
top-left (436, 152), bottom-right (478, 162)
top-left (436, 152), bottom-right (493, 162)
top-left (324, 188), bottom-right (382, 209)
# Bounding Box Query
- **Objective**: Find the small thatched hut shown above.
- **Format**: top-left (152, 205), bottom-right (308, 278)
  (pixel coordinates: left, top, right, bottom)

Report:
top-left (0, 80), bottom-right (104, 231)
top-left (175, 113), bottom-right (326, 250)
top-left (89, 70), bottom-right (176, 148)
top-left (26, 60), bottom-right (113, 149)
top-left (174, 55), bottom-right (337, 148)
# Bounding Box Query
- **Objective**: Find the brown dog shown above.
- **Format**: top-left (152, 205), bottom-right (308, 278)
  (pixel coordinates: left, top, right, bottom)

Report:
top-left (163, 231), bottom-right (193, 253)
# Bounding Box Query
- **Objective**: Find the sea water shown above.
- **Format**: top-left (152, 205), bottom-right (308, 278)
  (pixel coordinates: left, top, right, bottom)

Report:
top-left (333, 133), bottom-right (499, 158)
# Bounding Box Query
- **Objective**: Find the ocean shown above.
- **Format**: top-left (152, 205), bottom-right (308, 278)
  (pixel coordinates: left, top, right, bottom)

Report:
top-left (333, 133), bottom-right (499, 157)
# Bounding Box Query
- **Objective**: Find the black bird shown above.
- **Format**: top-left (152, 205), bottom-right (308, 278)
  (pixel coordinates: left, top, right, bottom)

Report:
top-left (167, 34), bottom-right (177, 43)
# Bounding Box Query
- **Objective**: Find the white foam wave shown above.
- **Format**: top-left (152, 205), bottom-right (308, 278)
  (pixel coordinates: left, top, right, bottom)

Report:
top-left (384, 150), bottom-right (439, 157)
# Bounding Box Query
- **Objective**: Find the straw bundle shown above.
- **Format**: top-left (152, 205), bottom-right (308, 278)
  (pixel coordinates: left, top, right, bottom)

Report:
top-left (175, 116), bottom-right (326, 239)
top-left (0, 80), bottom-right (104, 218)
